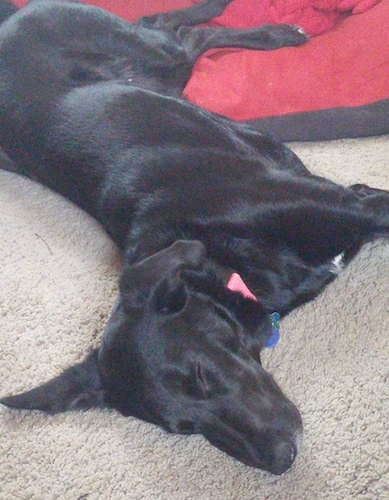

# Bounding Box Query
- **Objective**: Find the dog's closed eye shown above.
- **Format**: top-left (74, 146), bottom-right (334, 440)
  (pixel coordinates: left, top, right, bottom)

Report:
top-left (190, 361), bottom-right (230, 399)
top-left (163, 367), bottom-right (204, 398)
top-left (164, 361), bottom-right (226, 400)
top-left (182, 366), bottom-right (208, 399)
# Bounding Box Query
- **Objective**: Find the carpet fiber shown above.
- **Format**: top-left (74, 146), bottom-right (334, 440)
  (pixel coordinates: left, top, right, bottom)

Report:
top-left (1, 136), bottom-right (388, 499)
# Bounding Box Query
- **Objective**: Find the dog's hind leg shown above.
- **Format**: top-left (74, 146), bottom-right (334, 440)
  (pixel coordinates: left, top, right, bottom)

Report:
top-left (176, 24), bottom-right (308, 63)
top-left (137, 0), bottom-right (307, 63)
top-left (136, 0), bottom-right (235, 30)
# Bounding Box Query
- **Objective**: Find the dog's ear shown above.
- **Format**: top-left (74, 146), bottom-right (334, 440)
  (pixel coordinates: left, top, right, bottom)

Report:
top-left (0, 350), bottom-right (104, 414)
top-left (120, 240), bottom-right (206, 308)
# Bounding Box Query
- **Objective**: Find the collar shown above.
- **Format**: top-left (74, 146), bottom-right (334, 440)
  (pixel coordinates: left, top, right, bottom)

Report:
top-left (226, 272), bottom-right (280, 348)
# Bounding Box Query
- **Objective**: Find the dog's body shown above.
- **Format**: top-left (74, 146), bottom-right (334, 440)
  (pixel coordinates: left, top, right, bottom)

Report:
top-left (0, 0), bottom-right (388, 475)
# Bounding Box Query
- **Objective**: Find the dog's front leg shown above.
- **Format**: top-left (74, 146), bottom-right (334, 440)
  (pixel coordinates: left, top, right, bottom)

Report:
top-left (257, 200), bottom-right (386, 270)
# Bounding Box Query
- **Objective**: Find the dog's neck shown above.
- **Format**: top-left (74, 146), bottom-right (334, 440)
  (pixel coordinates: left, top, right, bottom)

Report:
top-left (226, 272), bottom-right (280, 348)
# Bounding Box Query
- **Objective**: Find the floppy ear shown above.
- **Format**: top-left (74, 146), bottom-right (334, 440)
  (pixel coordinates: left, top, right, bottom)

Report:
top-left (120, 240), bottom-right (206, 307)
top-left (0, 350), bottom-right (104, 414)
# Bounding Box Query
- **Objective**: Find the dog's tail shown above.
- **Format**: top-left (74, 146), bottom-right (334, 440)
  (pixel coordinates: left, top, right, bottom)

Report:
top-left (0, 0), bottom-right (17, 25)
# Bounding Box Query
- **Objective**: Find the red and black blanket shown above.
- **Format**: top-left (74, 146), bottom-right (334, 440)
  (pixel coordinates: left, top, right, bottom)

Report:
top-left (13, 0), bottom-right (389, 141)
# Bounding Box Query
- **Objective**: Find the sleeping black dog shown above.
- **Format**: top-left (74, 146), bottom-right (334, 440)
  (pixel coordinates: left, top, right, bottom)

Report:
top-left (0, 0), bottom-right (388, 475)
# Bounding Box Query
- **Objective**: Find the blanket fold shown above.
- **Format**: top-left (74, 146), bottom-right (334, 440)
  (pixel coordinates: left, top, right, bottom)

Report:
top-left (209, 0), bottom-right (382, 35)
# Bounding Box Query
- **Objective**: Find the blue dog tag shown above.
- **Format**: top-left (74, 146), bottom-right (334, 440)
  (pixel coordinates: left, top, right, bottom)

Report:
top-left (266, 312), bottom-right (280, 348)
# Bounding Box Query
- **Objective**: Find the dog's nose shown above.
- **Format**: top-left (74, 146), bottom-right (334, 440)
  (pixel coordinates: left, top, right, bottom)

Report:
top-left (271, 441), bottom-right (297, 475)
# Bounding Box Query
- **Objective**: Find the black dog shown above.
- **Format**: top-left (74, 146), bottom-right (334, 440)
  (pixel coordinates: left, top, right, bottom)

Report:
top-left (0, 0), bottom-right (388, 475)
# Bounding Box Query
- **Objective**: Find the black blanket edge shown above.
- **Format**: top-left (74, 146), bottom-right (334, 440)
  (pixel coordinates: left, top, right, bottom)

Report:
top-left (247, 99), bottom-right (389, 142)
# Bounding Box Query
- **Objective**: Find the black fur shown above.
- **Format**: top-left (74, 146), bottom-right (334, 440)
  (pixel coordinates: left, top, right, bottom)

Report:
top-left (0, 0), bottom-right (388, 475)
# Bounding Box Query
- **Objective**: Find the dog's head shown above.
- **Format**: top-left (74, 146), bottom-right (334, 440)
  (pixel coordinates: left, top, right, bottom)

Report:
top-left (0, 240), bottom-right (302, 475)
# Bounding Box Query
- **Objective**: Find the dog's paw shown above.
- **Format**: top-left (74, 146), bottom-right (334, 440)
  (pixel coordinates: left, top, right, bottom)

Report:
top-left (350, 183), bottom-right (387, 198)
top-left (272, 24), bottom-right (309, 47)
top-left (350, 183), bottom-right (389, 218)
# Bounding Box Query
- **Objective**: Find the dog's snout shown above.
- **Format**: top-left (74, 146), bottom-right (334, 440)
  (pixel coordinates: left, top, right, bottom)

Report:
top-left (270, 440), bottom-right (297, 475)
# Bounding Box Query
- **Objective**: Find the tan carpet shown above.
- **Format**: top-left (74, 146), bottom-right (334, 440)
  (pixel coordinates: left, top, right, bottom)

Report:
top-left (1, 136), bottom-right (388, 499)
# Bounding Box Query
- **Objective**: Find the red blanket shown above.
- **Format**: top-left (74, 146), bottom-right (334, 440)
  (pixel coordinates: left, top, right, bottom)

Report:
top-left (184, 0), bottom-right (389, 119)
top-left (207, 0), bottom-right (382, 36)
